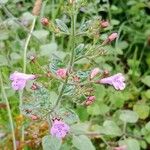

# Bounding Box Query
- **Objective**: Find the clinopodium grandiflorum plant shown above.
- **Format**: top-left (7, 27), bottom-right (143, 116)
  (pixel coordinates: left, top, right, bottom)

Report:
top-left (1, 0), bottom-right (148, 150)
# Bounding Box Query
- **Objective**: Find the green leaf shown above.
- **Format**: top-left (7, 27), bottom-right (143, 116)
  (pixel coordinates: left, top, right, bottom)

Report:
top-left (22, 87), bottom-right (58, 118)
top-left (55, 19), bottom-right (69, 33)
top-left (72, 135), bottom-right (95, 150)
top-left (141, 76), bottom-right (150, 87)
top-left (118, 41), bottom-right (129, 50)
top-left (87, 104), bottom-right (101, 116)
top-left (56, 108), bottom-right (79, 125)
top-left (119, 138), bottom-right (140, 150)
top-left (0, 55), bottom-right (8, 66)
top-left (133, 104), bottom-right (149, 120)
top-left (0, 0), bottom-right (8, 4)
top-left (102, 120), bottom-right (122, 136)
top-left (75, 44), bottom-right (85, 57)
top-left (33, 30), bottom-right (49, 41)
top-left (119, 110), bottom-right (139, 123)
top-left (71, 123), bottom-right (90, 135)
top-left (0, 31), bottom-right (9, 40)
top-left (144, 90), bottom-right (150, 99)
top-left (42, 135), bottom-right (62, 150)
top-left (40, 42), bottom-right (58, 57)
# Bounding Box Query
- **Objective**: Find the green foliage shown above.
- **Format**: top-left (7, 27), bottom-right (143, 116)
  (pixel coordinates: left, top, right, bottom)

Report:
top-left (72, 135), bottom-right (95, 150)
top-left (42, 135), bottom-right (62, 150)
top-left (1, 0), bottom-right (150, 149)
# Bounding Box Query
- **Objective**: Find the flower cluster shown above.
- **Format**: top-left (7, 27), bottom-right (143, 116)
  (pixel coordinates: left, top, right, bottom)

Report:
top-left (50, 120), bottom-right (70, 138)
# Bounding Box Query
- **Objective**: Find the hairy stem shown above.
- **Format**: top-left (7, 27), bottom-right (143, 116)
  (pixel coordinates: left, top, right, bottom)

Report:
top-left (23, 17), bottom-right (37, 73)
top-left (0, 71), bottom-right (17, 150)
top-left (20, 16), bottom-right (36, 143)
top-left (44, 4), bottom-right (77, 118)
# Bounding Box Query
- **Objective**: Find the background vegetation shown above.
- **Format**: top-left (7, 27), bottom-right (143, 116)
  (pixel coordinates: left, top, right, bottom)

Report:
top-left (0, 0), bottom-right (150, 149)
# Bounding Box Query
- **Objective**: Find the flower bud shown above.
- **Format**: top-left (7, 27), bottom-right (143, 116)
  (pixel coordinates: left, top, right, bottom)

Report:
top-left (100, 20), bottom-right (109, 28)
top-left (31, 83), bottom-right (38, 90)
top-left (108, 33), bottom-right (118, 42)
top-left (90, 68), bottom-right (100, 79)
top-left (30, 114), bottom-right (38, 120)
top-left (41, 17), bottom-right (49, 26)
top-left (56, 68), bottom-right (67, 79)
top-left (85, 96), bottom-right (96, 106)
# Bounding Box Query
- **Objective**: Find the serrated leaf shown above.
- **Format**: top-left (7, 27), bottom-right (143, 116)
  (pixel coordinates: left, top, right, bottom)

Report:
top-left (42, 135), bottom-right (62, 150)
top-left (72, 135), bottom-right (95, 150)
top-left (75, 43), bottom-right (85, 57)
top-left (56, 108), bottom-right (79, 125)
top-left (22, 87), bottom-right (58, 118)
top-left (55, 19), bottom-right (69, 33)
top-left (119, 110), bottom-right (139, 123)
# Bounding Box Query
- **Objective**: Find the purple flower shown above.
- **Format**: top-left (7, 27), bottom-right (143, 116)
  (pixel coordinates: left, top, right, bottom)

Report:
top-left (50, 120), bottom-right (70, 139)
top-left (99, 73), bottom-right (126, 90)
top-left (10, 71), bottom-right (36, 91)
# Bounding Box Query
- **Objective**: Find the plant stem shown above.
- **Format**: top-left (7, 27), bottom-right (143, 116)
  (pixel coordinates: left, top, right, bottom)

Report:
top-left (69, 5), bottom-right (76, 71)
top-left (0, 71), bottom-right (17, 150)
top-left (44, 4), bottom-right (77, 118)
top-left (20, 16), bottom-right (37, 143)
top-left (23, 17), bottom-right (37, 73)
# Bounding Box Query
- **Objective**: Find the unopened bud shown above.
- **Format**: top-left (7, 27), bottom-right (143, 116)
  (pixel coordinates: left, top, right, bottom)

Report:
top-left (108, 33), bottom-right (118, 42)
top-left (100, 20), bottom-right (109, 28)
top-left (103, 70), bottom-right (109, 77)
top-left (30, 114), bottom-right (38, 120)
top-left (90, 68), bottom-right (100, 79)
top-left (41, 17), bottom-right (49, 26)
top-left (31, 83), bottom-right (38, 90)
top-left (85, 96), bottom-right (96, 106)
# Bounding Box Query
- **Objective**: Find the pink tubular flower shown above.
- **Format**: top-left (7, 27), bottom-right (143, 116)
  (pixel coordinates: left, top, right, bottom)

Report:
top-left (114, 145), bottom-right (127, 150)
top-left (90, 68), bottom-right (100, 79)
top-left (108, 33), bottom-right (118, 42)
top-left (50, 120), bottom-right (70, 139)
top-left (10, 71), bottom-right (36, 91)
top-left (100, 20), bottom-right (109, 28)
top-left (56, 68), bottom-right (67, 79)
top-left (99, 73), bottom-right (125, 90)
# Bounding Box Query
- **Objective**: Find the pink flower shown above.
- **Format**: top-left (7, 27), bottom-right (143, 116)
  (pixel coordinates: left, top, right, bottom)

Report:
top-left (108, 33), bottom-right (118, 42)
top-left (99, 73), bottom-right (125, 90)
top-left (10, 71), bottom-right (36, 91)
top-left (56, 68), bottom-right (67, 79)
top-left (90, 68), bottom-right (100, 79)
top-left (100, 20), bottom-right (109, 28)
top-left (114, 145), bottom-right (127, 150)
top-left (50, 120), bottom-right (70, 139)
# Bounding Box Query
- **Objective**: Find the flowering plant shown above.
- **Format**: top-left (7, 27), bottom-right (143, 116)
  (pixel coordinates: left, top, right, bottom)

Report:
top-left (1, 0), bottom-right (146, 150)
